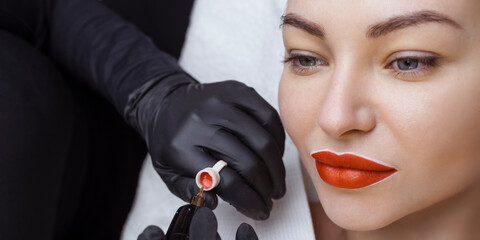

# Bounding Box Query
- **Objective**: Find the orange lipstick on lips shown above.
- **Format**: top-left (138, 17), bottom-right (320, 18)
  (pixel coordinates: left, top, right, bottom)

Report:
top-left (311, 150), bottom-right (397, 189)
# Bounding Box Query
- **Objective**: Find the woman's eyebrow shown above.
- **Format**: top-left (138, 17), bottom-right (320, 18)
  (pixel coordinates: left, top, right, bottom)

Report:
top-left (366, 10), bottom-right (462, 38)
top-left (282, 10), bottom-right (462, 40)
top-left (281, 13), bottom-right (325, 39)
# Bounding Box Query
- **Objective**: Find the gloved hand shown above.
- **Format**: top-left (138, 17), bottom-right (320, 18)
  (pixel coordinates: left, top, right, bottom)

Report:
top-left (137, 207), bottom-right (258, 240)
top-left (125, 73), bottom-right (286, 220)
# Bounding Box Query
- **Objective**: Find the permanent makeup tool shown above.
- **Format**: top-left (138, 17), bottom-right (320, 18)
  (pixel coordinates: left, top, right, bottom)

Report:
top-left (165, 188), bottom-right (205, 240)
top-left (165, 160), bottom-right (227, 240)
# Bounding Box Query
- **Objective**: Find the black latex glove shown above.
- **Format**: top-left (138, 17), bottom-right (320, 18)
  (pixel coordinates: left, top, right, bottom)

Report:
top-left (125, 73), bottom-right (286, 220)
top-left (137, 208), bottom-right (258, 240)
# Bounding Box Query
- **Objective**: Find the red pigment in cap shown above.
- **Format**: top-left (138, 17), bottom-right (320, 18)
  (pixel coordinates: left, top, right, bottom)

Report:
top-left (200, 172), bottom-right (213, 188)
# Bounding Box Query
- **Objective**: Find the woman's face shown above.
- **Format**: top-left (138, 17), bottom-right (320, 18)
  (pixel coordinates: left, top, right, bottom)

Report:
top-left (279, 0), bottom-right (480, 231)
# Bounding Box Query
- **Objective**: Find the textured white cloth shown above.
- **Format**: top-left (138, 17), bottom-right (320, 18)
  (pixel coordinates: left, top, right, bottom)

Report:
top-left (121, 1), bottom-right (315, 239)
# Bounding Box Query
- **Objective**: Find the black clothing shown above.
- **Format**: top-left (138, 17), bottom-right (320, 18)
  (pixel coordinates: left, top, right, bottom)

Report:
top-left (0, 0), bottom-right (192, 239)
top-left (0, 0), bottom-right (53, 48)
top-left (102, 0), bottom-right (194, 59)
top-left (0, 29), bottom-right (73, 240)
top-left (1, 0), bottom-right (186, 112)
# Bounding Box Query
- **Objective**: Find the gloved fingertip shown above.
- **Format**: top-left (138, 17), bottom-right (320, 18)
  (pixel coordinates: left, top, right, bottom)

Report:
top-left (267, 199), bottom-right (273, 212)
top-left (235, 198), bottom-right (270, 220)
top-left (137, 225), bottom-right (165, 240)
top-left (203, 192), bottom-right (218, 210)
top-left (259, 210), bottom-right (270, 220)
top-left (272, 184), bottom-right (287, 199)
top-left (235, 223), bottom-right (258, 240)
top-left (251, 208), bottom-right (270, 221)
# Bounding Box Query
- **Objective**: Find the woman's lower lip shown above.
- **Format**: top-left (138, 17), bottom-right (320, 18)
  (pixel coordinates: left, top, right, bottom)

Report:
top-left (312, 150), bottom-right (397, 189)
top-left (315, 162), bottom-right (396, 189)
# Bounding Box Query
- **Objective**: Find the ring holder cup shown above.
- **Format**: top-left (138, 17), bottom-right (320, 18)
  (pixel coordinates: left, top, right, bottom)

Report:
top-left (195, 160), bottom-right (228, 191)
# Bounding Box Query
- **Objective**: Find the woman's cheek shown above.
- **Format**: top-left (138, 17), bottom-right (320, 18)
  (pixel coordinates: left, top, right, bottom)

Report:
top-left (278, 80), bottom-right (298, 142)
top-left (279, 78), bottom-right (312, 149)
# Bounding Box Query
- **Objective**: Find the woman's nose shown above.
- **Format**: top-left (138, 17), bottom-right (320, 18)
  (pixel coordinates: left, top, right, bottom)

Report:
top-left (317, 69), bottom-right (376, 139)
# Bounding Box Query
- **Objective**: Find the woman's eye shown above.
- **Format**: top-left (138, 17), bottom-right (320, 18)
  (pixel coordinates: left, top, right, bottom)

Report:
top-left (387, 53), bottom-right (441, 80)
top-left (298, 56), bottom-right (319, 67)
top-left (283, 52), bottom-right (328, 75)
top-left (396, 58), bottom-right (419, 70)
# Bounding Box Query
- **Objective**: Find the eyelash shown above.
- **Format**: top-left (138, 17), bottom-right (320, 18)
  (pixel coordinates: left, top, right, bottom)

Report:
top-left (283, 53), bottom-right (441, 79)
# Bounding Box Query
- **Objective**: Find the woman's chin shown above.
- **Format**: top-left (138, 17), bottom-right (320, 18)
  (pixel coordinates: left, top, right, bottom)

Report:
top-left (320, 197), bottom-right (402, 232)
top-left (327, 211), bottom-right (397, 232)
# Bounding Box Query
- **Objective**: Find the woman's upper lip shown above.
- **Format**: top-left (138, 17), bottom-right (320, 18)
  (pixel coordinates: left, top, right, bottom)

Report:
top-left (311, 149), bottom-right (396, 171)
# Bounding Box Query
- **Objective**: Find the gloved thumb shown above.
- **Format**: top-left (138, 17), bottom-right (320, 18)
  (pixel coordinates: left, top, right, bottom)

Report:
top-left (235, 223), bottom-right (258, 240)
top-left (138, 225), bottom-right (165, 240)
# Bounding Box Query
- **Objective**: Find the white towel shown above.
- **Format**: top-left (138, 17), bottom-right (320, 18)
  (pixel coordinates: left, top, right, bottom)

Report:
top-left (121, 1), bottom-right (315, 239)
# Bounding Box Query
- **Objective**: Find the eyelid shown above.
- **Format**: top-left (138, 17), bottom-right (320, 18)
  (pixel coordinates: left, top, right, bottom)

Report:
top-left (384, 51), bottom-right (441, 65)
top-left (287, 50), bottom-right (322, 59)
